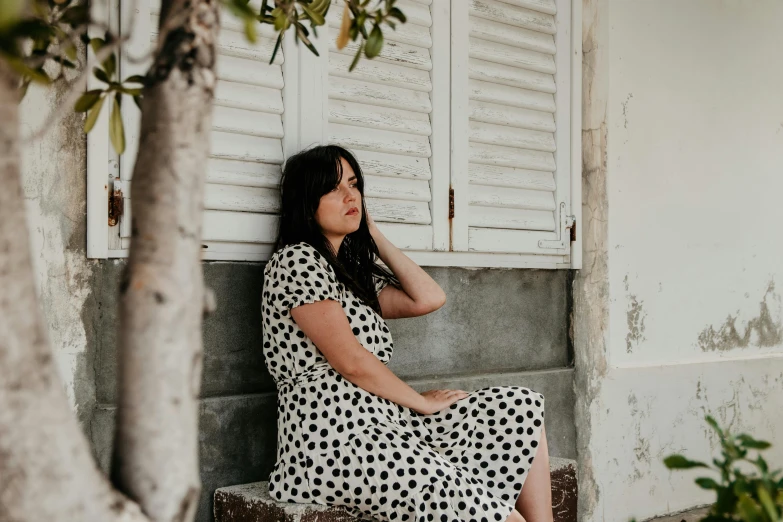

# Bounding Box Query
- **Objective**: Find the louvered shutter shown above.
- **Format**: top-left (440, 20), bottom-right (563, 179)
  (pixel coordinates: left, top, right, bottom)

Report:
top-left (451, 0), bottom-right (573, 256)
top-left (325, 0), bottom-right (449, 251)
top-left (117, 0), bottom-right (288, 260)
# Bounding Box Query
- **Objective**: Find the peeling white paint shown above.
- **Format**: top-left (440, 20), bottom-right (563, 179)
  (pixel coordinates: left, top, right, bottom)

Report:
top-left (19, 77), bottom-right (92, 412)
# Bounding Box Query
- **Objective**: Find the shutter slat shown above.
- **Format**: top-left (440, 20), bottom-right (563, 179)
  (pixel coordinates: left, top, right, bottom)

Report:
top-left (331, 123), bottom-right (432, 158)
top-left (211, 131), bottom-right (284, 164)
top-left (470, 37), bottom-right (555, 74)
top-left (202, 210), bottom-right (278, 243)
top-left (469, 141), bottom-right (555, 171)
top-left (204, 184), bottom-right (280, 213)
top-left (334, 0), bottom-right (432, 27)
top-left (212, 106), bottom-right (283, 139)
top-left (469, 13), bottom-right (555, 54)
top-left (469, 0), bottom-right (555, 34)
top-left (469, 184), bottom-right (556, 211)
top-left (206, 158), bottom-right (281, 189)
top-left (364, 175), bottom-right (432, 202)
top-left (366, 197), bottom-right (432, 225)
top-left (151, 18), bottom-right (283, 65)
top-left (350, 149), bottom-right (431, 180)
top-left (215, 81), bottom-right (283, 114)
top-left (376, 223), bottom-right (433, 250)
top-left (217, 55), bottom-right (283, 89)
top-left (492, 0), bottom-right (556, 16)
top-left (330, 76), bottom-right (432, 113)
top-left (326, 9), bottom-right (432, 48)
top-left (469, 79), bottom-right (555, 112)
top-left (330, 100), bottom-right (432, 137)
top-left (469, 164), bottom-right (555, 191)
top-left (330, 54), bottom-right (433, 92)
top-left (470, 100), bottom-right (556, 132)
top-left (470, 58), bottom-right (555, 93)
top-left (468, 206), bottom-right (556, 231)
top-left (468, 227), bottom-right (558, 253)
top-left (330, 36), bottom-right (432, 71)
top-left (470, 121), bottom-right (555, 152)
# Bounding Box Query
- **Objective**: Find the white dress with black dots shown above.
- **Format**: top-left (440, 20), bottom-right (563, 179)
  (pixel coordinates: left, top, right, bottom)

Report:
top-left (261, 242), bottom-right (545, 522)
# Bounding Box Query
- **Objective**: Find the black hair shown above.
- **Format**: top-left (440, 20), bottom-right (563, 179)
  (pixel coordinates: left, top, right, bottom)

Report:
top-left (273, 144), bottom-right (399, 315)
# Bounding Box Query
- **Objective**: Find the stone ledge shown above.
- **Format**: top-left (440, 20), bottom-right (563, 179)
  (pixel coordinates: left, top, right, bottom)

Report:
top-left (214, 458), bottom-right (577, 522)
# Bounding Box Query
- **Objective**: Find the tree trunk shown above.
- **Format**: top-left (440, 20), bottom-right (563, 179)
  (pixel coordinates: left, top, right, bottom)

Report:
top-left (0, 62), bottom-right (146, 522)
top-left (110, 0), bottom-right (219, 520)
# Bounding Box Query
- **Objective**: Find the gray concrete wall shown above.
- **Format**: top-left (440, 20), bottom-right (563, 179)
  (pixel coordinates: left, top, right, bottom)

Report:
top-left (85, 261), bottom-right (575, 522)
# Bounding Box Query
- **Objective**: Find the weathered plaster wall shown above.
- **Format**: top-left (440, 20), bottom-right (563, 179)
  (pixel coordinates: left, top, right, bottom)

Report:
top-left (575, 1), bottom-right (783, 520)
top-left (18, 75), bottom-right (96, 427)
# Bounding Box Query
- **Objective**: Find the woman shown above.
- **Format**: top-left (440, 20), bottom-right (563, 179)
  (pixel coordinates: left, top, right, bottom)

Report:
top-left (261, 145), bottom-right (553, 522)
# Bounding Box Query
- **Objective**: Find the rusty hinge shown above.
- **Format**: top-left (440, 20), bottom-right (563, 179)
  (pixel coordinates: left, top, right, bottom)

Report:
top-left (448, 188), bottom-right (454, 219)
top-left (108, 181), bottom-right (124, 227)
top-left (570, 218), bottom-right (577, 242)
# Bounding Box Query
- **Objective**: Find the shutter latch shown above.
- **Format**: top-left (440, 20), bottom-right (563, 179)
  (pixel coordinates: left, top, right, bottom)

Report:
top-left (108, 179), bottom-right (125, 227)
top-left (539, 202), bottom-right (575, 250)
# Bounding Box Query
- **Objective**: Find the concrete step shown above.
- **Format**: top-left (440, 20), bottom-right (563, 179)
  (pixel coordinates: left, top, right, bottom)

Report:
top-left (214, 457), bottom-right (577, 522)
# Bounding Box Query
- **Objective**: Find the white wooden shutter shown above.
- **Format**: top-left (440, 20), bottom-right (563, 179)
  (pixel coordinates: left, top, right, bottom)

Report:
top-left (116, 0), bottom-right (289, 260)
top-left (325, 0), bottom-right (450, 252)
top-left (450, 0), bottom-right (574, 258)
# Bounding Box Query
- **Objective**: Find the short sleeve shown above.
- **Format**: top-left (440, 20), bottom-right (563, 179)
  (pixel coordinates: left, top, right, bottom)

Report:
top-left (373, 273), bottom-right (389, 296)
top-left (266, 243), bottom-right (342, 311)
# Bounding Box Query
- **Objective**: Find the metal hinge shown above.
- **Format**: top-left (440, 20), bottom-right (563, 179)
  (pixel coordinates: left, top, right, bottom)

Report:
top-left (539, 202), bottom-right (575, 250)
top-left (108, 179), bottom-right (125, 227)
top-left (448, 188), bottom-right (455, 219)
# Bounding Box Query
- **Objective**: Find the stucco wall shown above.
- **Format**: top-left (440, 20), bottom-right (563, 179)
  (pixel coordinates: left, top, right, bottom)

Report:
top-left (575, 1), bottom-right (783, 520)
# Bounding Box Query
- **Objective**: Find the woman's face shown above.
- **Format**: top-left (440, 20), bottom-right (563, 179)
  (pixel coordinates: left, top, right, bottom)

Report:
top-left (315, 157), bottom-right (363, 238)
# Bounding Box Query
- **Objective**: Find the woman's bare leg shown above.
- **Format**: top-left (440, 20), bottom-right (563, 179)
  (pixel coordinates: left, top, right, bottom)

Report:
top-left (515, 426), bottom-right (553, 522)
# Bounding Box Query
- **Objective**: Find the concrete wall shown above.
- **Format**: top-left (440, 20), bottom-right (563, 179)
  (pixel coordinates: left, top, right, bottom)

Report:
top-left (574, 1), bottom-right (783, 521)
top-left (87, 262), bottom-right (575, 521)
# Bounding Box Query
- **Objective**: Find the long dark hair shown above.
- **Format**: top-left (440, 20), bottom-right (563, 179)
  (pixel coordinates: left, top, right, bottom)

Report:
top-left (273, 144), bottom-right (399, 315)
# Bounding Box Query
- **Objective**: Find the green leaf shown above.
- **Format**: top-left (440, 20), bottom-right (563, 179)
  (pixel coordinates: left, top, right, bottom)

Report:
top-left (60, 3), bottom-right (89, 26)
top-left (349, 41), bottom-right (363, 71)
top-left (0, 0), bottom-right (23, 31)
top-left (364, 24), bottom-right (383, 58)
top-left (388, 6), bottom-right (406, 23)
top-left (714, 486), bottom-right (737, 515)
top-left (705, 415), bottom-right (723, 437)
top-left (119, 86), bottom-right (143, 96)
top-left (124, 74), bottom-right (147, 86)
top-left (695, 477), bottom-right (720, 491)
top-left (89, 37), bottom-right (105, 55)
top-left (269, 31), bottom-right (283, 65)
top-left (301, 3), bottom-right (324, 26)
top-left (74, 89), bottom-right (104, 112)
top-left (737, 434), bottom-right (772, 450)
top-left (133, 95), bottom-right (143, 110)
top-left (244, 17), bottom-right (257, 43)
top-left (83, 94), bottom-right (105, 133)
top-left (109, 94), bottom-right (125, 154)
top-left (103, 52), bottom-right (116, 80)
top-left (53, 56), bottom-right (77, 69)
top-left (664, 455), bottom-right (710, 470)
top-left (6, 58), bottom-right (51, 84)
top-left (757, 484), bottom-right (780, 522)
top-left (93, 67), bottom-right (110, 84)
top-left (737, 494), bottom-right (764, 522)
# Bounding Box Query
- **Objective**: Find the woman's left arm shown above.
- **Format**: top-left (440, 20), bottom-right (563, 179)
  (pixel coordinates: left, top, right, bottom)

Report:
top-left (369, 214), bottom-right (446, 319)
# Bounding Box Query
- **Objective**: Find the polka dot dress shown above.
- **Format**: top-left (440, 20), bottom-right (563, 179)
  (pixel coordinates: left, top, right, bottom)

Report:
top-left (262, 242), bottom-right (545, 522)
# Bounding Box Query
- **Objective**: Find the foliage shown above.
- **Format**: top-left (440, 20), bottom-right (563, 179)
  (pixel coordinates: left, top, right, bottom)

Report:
top-left (661, 415), bottom-right (783, 522)
top-left (1, 0), bottom-right (406, 153)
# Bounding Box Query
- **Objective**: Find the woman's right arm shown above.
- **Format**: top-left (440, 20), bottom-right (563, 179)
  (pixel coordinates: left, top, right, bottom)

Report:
top-left (291, 299), bottom-right (468, 414)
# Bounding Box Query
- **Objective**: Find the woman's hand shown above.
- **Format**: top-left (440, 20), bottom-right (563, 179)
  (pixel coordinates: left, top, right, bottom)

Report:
top-left (413, 389), bottom-right (470, 415)
top-left (365, 207), bottom-right (380, 238)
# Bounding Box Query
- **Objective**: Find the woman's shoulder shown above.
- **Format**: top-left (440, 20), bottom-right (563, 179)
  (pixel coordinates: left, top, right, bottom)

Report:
top-left (266, 242), bottom-right (331, 273)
